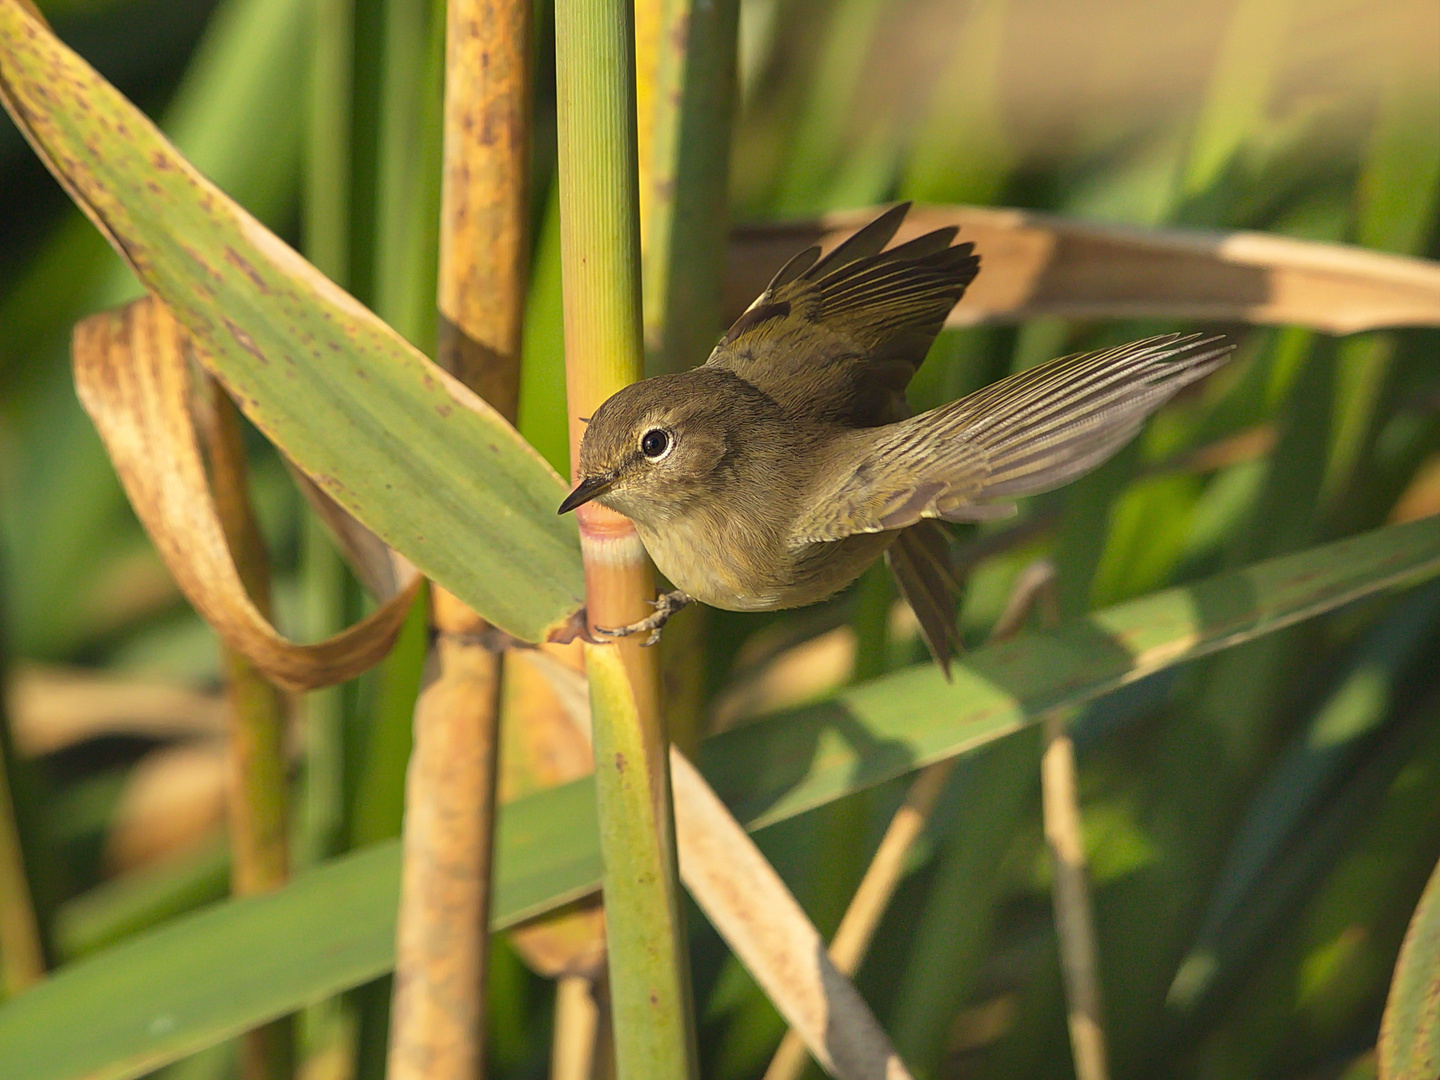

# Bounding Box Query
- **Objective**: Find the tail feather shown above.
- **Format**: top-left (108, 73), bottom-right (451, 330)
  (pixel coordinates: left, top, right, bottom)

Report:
top-left (886, 520), bottom-right (963, 678)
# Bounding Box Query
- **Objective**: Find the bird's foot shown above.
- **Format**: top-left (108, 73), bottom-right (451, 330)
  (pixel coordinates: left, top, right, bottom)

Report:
top-left (595, 591), bottom-right (692, 647)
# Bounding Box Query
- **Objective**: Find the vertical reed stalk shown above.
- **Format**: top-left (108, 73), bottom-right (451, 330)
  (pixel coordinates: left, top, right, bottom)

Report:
top-left (203, 382), bottom-right (294, 1080)
top-left (298, 515), bottom-right (351, 1078)
top-left (305, 0), bottom-right (353, 285)
top-left (996, 561), bottom-right (1110, 1079)
top-left (385, 1), bottom-right (530, 1077)
top-left (1042, 707), bottom-right (1108, 1080)
top-left (300, 5), bottom-right (357, 1073)
top-left (555, 0), bottom-right (696, 1071)
top-left (374, 0), bottom-right (447, 352)
top-left (638, 0), bottom-right (738, 377)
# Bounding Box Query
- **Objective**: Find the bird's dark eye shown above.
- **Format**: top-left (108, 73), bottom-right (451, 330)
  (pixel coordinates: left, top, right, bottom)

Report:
top-left (640, 428), bottom-right (671, 460)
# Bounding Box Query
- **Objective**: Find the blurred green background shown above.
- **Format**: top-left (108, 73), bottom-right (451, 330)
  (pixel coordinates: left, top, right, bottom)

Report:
top-left (1, 0), bottom-right (1438, 1076)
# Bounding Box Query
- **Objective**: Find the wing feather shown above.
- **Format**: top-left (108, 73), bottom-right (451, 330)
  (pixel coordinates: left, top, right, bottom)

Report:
top-left (709, 203), bottom-right (981, 427)
top-left (794, 334), bottom-right (1236, 541)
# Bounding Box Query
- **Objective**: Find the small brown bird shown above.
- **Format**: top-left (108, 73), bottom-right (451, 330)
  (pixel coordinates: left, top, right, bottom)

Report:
top-left (560, 203), bottom-right (1233, 671)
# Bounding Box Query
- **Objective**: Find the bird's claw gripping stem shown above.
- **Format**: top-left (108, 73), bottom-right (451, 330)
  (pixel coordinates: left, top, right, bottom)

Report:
top-left (594, 590), bottom-right (692, 647)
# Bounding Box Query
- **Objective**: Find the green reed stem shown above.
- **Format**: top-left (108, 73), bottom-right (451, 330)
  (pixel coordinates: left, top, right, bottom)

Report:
top-left (639, 0), bottom-right (738, 378)
top-left (555, 0), bottom-right (697, 1071)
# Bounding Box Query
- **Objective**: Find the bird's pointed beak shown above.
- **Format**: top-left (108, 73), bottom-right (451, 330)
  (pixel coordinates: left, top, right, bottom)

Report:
top-left (558, 473), bottom-right (615, 515)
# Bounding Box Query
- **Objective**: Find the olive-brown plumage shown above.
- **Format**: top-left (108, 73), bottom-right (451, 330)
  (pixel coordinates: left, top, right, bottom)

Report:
top-left (560, 204), bottom-right (1234, 671)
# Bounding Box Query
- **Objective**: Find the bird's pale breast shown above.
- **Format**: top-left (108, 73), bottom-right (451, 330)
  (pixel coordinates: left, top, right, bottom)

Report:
top-left (635, 508), bottom-right (895, 612)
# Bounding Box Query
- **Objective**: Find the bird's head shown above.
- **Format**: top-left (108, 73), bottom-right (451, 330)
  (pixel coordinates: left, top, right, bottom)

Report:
top-left (558, 368), bottom-right (776, 526)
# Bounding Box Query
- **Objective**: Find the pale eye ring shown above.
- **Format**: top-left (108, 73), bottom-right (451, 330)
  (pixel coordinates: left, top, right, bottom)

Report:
top-left (640, 428), bottom-right (672, 460)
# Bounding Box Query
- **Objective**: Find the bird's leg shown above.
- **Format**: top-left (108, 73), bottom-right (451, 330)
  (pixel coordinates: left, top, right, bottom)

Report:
top-left (594, 590), bottom-right (692, 647)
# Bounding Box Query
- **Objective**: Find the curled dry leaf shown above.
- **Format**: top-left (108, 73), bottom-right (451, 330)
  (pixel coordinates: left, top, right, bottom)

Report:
top-left (729, 205), bottom-right (1440, 335)
top-left (72, 297), bottom-right (420, 693)
top-left (0, 0), bottom-right (584, 642)
top-left (6, 664), bottom-right (227, 757)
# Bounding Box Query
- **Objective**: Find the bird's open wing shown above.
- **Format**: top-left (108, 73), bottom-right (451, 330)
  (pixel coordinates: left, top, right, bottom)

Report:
top-left (708, 203), bottom-right (980, 427)
top-left (792, 335), bottom-right (1236, 542)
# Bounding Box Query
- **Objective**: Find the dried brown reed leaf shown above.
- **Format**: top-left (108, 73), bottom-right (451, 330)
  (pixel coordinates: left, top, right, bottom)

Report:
top-left (105, 742), bottom-right (227, 872)
top-left (72, 297), bottom-right (421, 693)
top-left (6, 664), bottom-right (226, 757)
top-left (728, 205), bottom-right (1440, 334)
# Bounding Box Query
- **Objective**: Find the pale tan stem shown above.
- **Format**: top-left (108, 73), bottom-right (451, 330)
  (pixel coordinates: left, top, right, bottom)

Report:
top-left (1042, 709), bottom-right (1109, 1080)
top-left (991, 562), bottom-right (1110, 1079)
top-left (761, 761), bottom-right (951, 1080)
top-left (388, 618), bottom-right (504, 1080)
top-left (1005, 563), bottom-right (1110, 1080)
top-left (670, 749), bottom-right (915, 1080)
top-left (551, 974), bottom-right (612, 1080)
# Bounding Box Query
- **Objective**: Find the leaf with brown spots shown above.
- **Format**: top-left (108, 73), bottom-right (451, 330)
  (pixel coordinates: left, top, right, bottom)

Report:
top-left (0, 1), bottom-right (584, 642)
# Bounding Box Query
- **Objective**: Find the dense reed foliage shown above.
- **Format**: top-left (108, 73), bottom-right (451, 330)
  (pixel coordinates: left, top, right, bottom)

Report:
top-left (0, 0), bottom-right (1437, 1078)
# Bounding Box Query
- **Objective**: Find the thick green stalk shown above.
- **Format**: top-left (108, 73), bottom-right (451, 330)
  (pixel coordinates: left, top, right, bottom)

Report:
top-left (373, 0), bottom-right (446, 351)
top-left (297, 514), bottom-right (351, 1077)
top-left (554, 0), bottom-right (696, 1072)
top-left (299, 5), bottom-right (355, 1069)
top-left (298, 517), bottom-right (346, 871)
